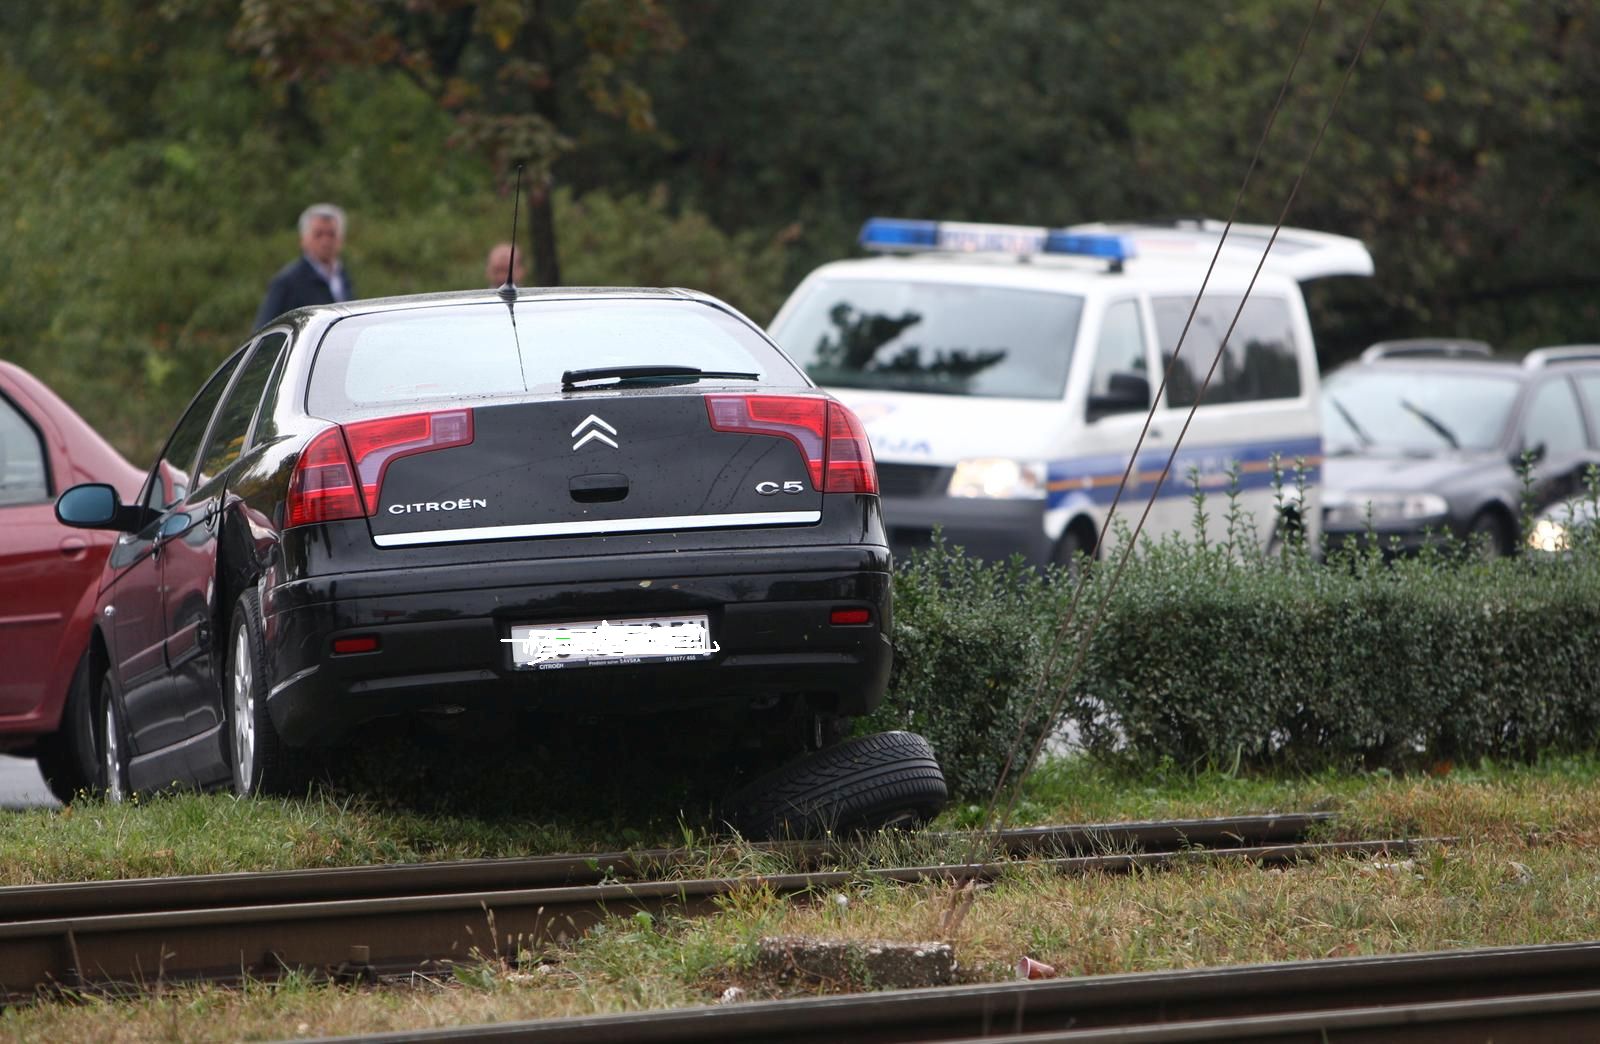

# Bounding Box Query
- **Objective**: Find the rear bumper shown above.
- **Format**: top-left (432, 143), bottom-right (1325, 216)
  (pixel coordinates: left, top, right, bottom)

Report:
top-left (262, 545), bottom-right (893, 746)
top-left (881, 495), bottom-right (1051, 567)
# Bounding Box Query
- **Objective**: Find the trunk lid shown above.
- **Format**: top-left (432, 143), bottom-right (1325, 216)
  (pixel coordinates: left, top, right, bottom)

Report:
top-left (368, 393), bottom-right (826, 548)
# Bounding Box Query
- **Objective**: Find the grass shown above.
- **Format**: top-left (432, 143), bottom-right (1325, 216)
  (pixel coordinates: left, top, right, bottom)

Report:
top-left (6, 755), bottom-right (1600, 1040)
top-left (9, 753), bottom-right (1600, 886)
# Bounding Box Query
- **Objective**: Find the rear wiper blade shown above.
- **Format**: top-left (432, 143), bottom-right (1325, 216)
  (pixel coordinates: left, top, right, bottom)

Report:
top-left (561, 365), bottom-right (760, 389)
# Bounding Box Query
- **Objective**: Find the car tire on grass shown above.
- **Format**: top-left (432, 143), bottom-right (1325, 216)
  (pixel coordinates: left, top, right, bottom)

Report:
top-left (725, 730), bottom-right (948, 840)
top-left (227, 589), bottom-right (306, 797)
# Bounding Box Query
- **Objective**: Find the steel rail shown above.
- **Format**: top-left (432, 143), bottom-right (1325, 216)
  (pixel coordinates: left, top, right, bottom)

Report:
top-left (0, 813), bottom-right (1331, 922)
top-left (0, 834), bottom-right (1417, 999)
top-left (297, 942), bottom-right (1600, 1044)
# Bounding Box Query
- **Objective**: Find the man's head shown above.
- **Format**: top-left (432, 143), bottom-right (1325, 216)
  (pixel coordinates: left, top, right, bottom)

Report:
top-left (298, 203), bottom-right (347, 267)
top-left (486, 242), bottom-right (526, 287)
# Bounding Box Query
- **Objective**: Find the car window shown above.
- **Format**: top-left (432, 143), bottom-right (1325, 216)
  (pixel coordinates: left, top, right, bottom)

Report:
top-left (1523, 379), bottom-right (1588, 456)
top-left (1322, 369), bottom-right (1520, 454)
top-left (1152, 295), bottom-right (1300, 407)
top-left (309, 299), bottom-right (801, 419)
top-left (143, 354), bottom-right (244, 512)
top-left (0, 393), bottom-right (49, 506)
top-left (1089, 298), bottom-right (1149, 407)
top-left (1576, 375), bottom-right (1600, 430)
top-left (197, 333), bottom-right (288, 486)
top-left (777, 279), bottom-right (1084, 400)
top-left (251, 331), bottom-right (294, 444)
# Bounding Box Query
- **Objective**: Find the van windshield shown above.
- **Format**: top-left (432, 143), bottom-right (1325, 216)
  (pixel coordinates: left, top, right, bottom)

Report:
top-left (773, 279), bottom-right (1083, 399)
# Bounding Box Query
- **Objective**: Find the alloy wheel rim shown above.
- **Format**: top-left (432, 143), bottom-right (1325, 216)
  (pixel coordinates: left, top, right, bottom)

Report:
top-left (103, 700), bottom-right (124, 803)
top-left (232, 620), bottom-right (255, 791)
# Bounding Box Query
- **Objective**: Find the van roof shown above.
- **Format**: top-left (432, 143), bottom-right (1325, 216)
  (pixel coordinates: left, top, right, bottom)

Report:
top-left (796, 251), bottom-right (1311, 298)
top-left (840, 216), bottom-right (1374, 287)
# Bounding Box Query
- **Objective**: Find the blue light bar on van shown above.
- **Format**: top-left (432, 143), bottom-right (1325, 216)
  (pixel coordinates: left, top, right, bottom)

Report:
top-left (859, 218), bottom-right (1134, 263)
top-left (1042, 231), bottom-right (1134, 261)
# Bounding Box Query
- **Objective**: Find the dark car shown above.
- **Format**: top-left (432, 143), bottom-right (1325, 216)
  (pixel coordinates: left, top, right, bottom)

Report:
top-left (55, 288), bottom-right (891, 800)
top-left (0, 361), bottom-right (144, 802)
top-left (1321, 344), bottom-right (1600, 555)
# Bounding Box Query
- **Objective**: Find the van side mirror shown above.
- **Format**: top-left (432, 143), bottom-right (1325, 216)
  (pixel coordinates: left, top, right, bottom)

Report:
top-left (56, 483), bottom-right (154, 533)
top-left (1088, 372), bottom-right (1151, 422)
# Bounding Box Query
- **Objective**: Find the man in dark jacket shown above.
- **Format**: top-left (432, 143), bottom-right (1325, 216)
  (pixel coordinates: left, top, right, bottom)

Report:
top-left (255, 203), bottom-right (354, 328)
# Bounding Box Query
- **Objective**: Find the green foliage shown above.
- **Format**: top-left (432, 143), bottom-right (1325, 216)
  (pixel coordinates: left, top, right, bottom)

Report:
top-left (881, 480), bottom-right (1600, 798)
top-left (0, 28), bottom-right (785, 463)
top-left (862, 540), bottom-right (1055, 799)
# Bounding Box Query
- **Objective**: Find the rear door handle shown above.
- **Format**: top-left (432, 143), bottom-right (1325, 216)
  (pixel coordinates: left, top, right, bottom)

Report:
top-left (570, 473), bottom-right (629, 503)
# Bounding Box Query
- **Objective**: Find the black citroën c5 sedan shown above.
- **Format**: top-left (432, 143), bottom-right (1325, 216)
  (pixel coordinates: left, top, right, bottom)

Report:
top-left (55, 288), bottom-right (892, 799)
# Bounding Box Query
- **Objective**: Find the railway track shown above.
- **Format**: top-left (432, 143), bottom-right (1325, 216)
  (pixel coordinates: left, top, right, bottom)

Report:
top-left (0, 813), bottom-right (1431, 1000)
top-left (311, 942), bottom-right (1600, 1043)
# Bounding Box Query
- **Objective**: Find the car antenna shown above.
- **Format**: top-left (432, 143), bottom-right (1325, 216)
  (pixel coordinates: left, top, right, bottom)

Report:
top-left (500, 163), bottom-right (528, 390)
top-left (498, 163), bottom-right (524, 304)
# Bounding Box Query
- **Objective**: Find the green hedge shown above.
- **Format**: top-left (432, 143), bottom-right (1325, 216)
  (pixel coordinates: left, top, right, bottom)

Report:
top-left (870, 486), bottom-right (1600, 799)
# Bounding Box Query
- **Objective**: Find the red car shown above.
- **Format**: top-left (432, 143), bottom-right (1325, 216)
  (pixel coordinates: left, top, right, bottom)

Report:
top-left (0, 361), bottom-right (143, 801)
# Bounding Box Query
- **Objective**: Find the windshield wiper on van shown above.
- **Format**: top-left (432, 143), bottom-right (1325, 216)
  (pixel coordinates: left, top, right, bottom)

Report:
top-left (561, 365), bottom-right (761, 390)
top-left (1398, 398), bottom-right (1460, 449)
top-left (1325, 395), bottom-right (1373, 449)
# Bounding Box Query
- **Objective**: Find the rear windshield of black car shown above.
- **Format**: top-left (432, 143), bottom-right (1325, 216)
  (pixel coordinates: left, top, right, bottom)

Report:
top-left (306, 298), bottom-right (803, 419)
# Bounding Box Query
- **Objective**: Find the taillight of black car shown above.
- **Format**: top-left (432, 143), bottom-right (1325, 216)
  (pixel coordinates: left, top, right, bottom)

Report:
top-left (285, 410), bottom-right (475, 528)
top-left (705, 395), bottom-right (878, 495)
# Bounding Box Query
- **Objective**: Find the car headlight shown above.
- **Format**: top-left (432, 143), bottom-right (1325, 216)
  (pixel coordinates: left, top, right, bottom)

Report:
top-left (1323, 491), bottom-right (1449, 527)
top-left (947, 459), bottom-right (1047, 499)
top-left (1527, 518), bottom-right (1569, 553)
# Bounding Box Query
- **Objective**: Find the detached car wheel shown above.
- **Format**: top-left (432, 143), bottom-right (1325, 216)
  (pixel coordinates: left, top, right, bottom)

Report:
top-left (227, 589), bottom-right (304, 797)
top-left (726, 730), bottom-right (948, 840)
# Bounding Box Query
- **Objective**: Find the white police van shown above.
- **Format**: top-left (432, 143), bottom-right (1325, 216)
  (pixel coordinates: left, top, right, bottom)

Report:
top-left (767, 218), bottom-right (1374, 566)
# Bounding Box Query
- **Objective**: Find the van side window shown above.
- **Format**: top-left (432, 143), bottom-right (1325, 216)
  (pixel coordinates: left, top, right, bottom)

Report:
top-left (1088, 300), bottom-right (1149, 413)
top-left (1152, 296), bottom-right (1301, 407)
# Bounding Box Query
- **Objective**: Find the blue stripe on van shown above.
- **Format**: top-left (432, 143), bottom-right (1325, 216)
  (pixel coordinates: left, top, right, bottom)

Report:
top-left (1045, 436), bottom-right (1322, 508)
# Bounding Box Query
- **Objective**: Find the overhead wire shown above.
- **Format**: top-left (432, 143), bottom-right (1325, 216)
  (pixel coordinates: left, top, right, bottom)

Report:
top-left (942, 0), bottom-right (1389, 930)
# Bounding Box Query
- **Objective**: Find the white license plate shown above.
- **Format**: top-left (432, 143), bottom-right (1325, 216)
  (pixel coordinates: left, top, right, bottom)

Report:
top-left (505, 614), bottom-right (718, 670)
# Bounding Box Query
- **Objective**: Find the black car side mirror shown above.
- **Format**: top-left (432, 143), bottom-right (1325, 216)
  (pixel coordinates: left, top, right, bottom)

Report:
top-left (56, 483), bottom-right (155, 533)
top-left (1088, 372), bottom-right (1151, 422)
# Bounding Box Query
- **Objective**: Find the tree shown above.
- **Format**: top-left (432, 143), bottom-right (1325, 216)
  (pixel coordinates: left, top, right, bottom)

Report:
top-left (231, 0), bottom-right (682, 286)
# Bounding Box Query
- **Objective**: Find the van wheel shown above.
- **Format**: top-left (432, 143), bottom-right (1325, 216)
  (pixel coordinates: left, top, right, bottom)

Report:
top-left (226, 589), bottom-right (305, 797)
top-left (725, 731), bottom-right (948, 840)
top-left (36, 655), bottom-right (99, 804)
top-left (1052, 526), bottom-right (1093, 579)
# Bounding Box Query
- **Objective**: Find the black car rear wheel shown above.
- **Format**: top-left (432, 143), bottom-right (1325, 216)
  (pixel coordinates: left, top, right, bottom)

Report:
top-left (227, 589), bottom-right (305, 797)
top-left (725, 730), bottom-right (948, 840)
